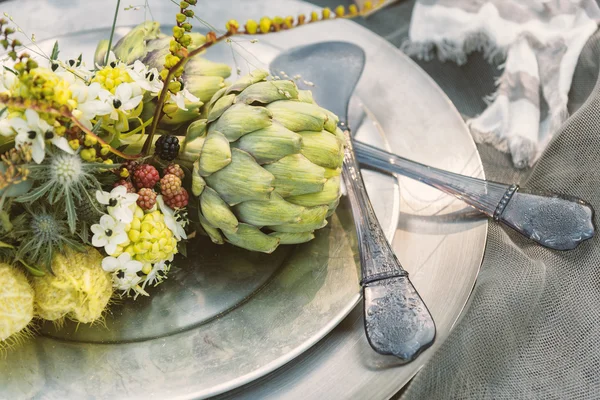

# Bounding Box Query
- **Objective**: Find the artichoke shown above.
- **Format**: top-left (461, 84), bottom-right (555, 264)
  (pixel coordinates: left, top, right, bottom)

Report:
top-left (186, 70), bottom-right (345, 253)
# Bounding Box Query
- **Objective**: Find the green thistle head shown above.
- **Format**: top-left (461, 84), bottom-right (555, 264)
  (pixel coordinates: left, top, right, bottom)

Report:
top-left (13, 205), bottom-right (84, 271)
top-left (16, 150), bottom-right (114, 233)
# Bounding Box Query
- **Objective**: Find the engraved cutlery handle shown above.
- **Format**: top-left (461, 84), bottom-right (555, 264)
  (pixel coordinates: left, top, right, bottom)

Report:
top-left (342, 128), bottom-right (436, 362)
top-left (354, 140), bottom-right (595, 251)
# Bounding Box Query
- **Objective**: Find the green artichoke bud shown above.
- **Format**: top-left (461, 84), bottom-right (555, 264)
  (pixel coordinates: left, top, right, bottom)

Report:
top-left (112, 21), bottom-right (161, 65)
top-left (94, 40), bottom-right (110, 67)
top-left (190, 70), bottom-right (344, 253)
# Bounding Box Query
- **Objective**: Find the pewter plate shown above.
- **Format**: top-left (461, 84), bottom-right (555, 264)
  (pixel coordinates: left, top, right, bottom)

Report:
top-left (1, 1), bottom-right (487, 399)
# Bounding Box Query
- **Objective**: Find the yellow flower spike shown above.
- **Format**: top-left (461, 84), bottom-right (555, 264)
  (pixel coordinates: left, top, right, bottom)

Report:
top-left (120, 168), bottom-right (129, 178)
top-left (168, 80), bottom-right (182, 93)
top-left (310, 11), bottom-right (319, 22)
top-left (169, 39), bottom-right (182, 54)
top-left (225, 19), bottom-right (239, 34)
top-left (172, 26), bottom-right (184, 39)
top-left (335, 5), bottom-right (345, 17)
top-left (55, 125), bottom-right (66, 136)
top-left (164, 54), bottom-right (181, 69)
top-left (68, 139), bottom-right (80, 150)
top-left (142, 263), bottom-right (152, 275)
top-left (84, 134), bottom-right (98, 147)
top-left (163, 103), bottom-right (179, 115)
top-left (349, 4), bottom-right (358, 15)
top-left (160, 69), bottom-right (169, 81)
top-left (272, 16), bottom-right (284, 31)
top-left (259, 17), bottom-right (272, 33)
top-left (322, 8), bottom-right (332, 19)
top-left (245, 19), bottom-right (258, 34)
top-left (284, 16), bottom-right (294, 29)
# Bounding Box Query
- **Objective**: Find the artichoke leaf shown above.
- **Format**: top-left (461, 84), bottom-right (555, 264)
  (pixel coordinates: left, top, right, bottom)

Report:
top-left (205, 148), bottom-right (275, 206)
top-left (200, 187), bottom-right (239, 234)
top-left (263, 154), bottom-right (326, 197)
top-left (268, 205), bottom-right (329, 233)
top-left (223, 223), bottom-right (280, 254)
top-left (198, 212), bottom-right (224, 245)
top-left (286, 175), bottom-right (341, 207)
top-left (198, 130), bottom-right (231, 176)
top-left (267, 100), bottom-right (327, 132)
top-left (234, 192), bottom-right (304, 226)
top-left (299, 130), bottom-right (344, 169)
top-left (269, 231), bottom-right (315, 245)
top-left (236, 81), bottom-right (299, 105)
top-left (208, 103), bottom-right (273, 142)
top-left (232, 124), bottom-right (302, 164)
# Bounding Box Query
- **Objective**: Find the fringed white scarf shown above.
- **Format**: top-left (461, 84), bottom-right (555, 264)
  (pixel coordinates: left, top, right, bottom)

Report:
top-left (400, 0), bottom-right (600, 168)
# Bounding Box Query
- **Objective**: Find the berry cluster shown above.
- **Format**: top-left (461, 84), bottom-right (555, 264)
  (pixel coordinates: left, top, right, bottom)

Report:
top-left (114, 162), bottom-right (189, 211)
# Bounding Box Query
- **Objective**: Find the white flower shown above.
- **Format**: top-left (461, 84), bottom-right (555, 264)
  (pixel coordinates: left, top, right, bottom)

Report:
top-left (168, 88), bottom-right (199, 111)
top-left (91, 214), bottom-right (128, 255)
top-left (11, 109), bottom-right (75, 163)
top-left (127, 60), bottom-right (163, 95)
top-left (102, 252), bottom-right (143, 274)
top-left (96, 186), bottom-right (139, 223)
top-left (0, 110), bottom-right (13, 137)
top-left (143, 257), bottom-right (173, 288)
top-left (0, 68), bottom-right (16, 94)
top-left (98, 82), bottom-right (143, 120)
top-left (71, 81), bottom-right (112, 128)
top-left (113, 269), bottom-right (147, 297)
top-left (157, 195), bottom-right (187, 240)
top-left (102, 253), bottom-right (147, 296)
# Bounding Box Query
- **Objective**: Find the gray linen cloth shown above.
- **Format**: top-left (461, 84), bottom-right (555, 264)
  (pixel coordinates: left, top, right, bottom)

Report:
top-left (307, 0), bottom-right (600, 398)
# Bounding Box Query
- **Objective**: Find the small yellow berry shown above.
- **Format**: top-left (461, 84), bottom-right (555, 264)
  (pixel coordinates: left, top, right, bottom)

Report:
top-left (335, 5), bottom-right (345, 17)
top-left (84, 134), bottom-right (97, 147)
top-left (226, 19), bottom-right (239, 33)
top-left (259, 17), bottom-right (272, 33)
top-left (245, 19), bottom-right (258, 34)
top-left (68, 139), bottom-right (80, 150)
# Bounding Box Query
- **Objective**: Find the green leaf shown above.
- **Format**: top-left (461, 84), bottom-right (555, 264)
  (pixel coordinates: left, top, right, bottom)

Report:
top-left (92, 120), bottom-right (103, 133)
top-left (19, 259), bottom-right (45, 277)
top-left (50, 40), bottom-right (60, 61)
top-left (0, 240), bottom-right (14, 249)
top-left (3, 65), bottom-right (16, 75)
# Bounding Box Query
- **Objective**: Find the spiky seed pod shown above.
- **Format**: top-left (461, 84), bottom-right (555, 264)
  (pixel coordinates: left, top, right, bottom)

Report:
top-left (0, 264), bottom-right (34, 350)
top-left (32, 247), bottom-right (113, 324)
top-left (187, 70), bottom-right (344, 253)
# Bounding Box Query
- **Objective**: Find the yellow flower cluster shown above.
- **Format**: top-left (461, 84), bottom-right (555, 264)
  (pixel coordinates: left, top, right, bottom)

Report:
top-left (114, 206), bottom-right (178, 263)
top-left (91, 64), bottom-right (133, 93)
top-left (13, 67), bottom-right (75, 109)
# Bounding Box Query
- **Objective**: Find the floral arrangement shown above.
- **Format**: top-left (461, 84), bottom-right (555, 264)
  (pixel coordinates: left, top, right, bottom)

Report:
top-left (0, 1), bottom-right (382, 351)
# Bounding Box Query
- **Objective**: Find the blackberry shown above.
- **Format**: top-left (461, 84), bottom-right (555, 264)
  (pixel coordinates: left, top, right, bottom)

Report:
top-left (155, 135), bottom-right (180, 161)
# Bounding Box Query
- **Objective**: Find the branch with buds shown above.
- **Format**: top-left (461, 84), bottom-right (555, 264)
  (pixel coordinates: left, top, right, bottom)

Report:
top-left (141, 0), bottom-right (385, 155)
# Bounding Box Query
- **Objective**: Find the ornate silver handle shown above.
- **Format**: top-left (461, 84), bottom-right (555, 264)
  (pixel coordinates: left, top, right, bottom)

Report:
top-left (342, 126), bottom-right (436, 362)
top-left (353, 140), bottom-right (595, 251)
